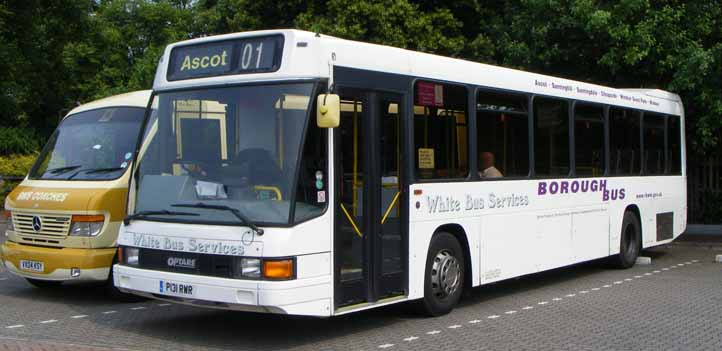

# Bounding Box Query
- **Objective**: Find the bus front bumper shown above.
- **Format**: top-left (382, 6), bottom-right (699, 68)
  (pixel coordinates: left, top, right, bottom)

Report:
top-left (0, 241), bottom-right (114, 282)
top-left (113, 265), bottom-right (332, 317)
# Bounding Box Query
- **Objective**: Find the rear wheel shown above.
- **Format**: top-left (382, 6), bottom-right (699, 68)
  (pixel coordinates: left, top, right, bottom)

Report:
top-left (420, 232), bottom-right (465, 316)
top-left (26, 278), bottom-right (62, 289)
top-left (613, 211), bottom-right (641, 269)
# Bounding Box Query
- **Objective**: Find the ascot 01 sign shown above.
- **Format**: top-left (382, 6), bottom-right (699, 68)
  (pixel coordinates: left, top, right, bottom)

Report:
top-left (167, 35), bottom-right (284, 81)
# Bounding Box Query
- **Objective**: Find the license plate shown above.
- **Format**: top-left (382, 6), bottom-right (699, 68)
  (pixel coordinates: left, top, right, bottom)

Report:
top-left (19, 260), bottom-right (44, 273)
top-left (159, 280), bottom-right (195, 296)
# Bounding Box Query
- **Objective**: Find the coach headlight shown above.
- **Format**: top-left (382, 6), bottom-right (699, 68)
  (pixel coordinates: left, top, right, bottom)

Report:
top-left (119, 246), bottom-right (139, 266)
top-left (69, 215), bottom-right (104, 236)
top-left (3, 210), bottom-right (13, 232)
top-left (238, 258), bottom-right (261, 278)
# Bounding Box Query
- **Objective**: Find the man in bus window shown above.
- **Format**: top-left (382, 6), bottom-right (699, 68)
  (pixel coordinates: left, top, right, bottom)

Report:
top-left (479, 151), bottom-right (503, 178)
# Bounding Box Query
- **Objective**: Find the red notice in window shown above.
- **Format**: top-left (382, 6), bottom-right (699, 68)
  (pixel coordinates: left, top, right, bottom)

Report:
top-left (416, 82), bottom-right (443, 107)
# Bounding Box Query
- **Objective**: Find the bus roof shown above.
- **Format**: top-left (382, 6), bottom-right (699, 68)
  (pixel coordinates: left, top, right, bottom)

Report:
top-left (154, 29), bottom-right (681, 116)
top-left (66, 90), bottom-right (152, 117)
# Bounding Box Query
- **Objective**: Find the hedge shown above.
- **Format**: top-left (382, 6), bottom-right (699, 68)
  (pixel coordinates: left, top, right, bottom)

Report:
top-left (0, 153), bottom-right (37, 208)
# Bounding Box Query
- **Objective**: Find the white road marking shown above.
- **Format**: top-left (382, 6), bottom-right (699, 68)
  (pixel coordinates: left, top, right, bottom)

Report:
top-left (614, 281), bottom-right (623, 284)
top-left (427, 330), bottom-right (441, 335)
top-left (71, 315), bottom-right (87, 319)
top-left (579, 290), bottom-right (589, 294)
top-left (652, 270), bottom-right (660, 273)
top-left (5, 325), bottom-right (24, 329)
top-left (158, 303), bottom-right (172, 307)
top-left (0, 278), bottom-right (7, 281)
top-left (102, 311), bottom-right (117, 315)
top-left (591, 288), bottom-right (600, 291)
top-left (468, 320), bottom-right (481, 324)
top-left (39, 320), bottom-right (57, 324)
top-left (635, 275), bottom-right (643, 278)
top-left (552, 298), bottom-right (562, 301)
top-left (677, 264), bottom-right (685, 266)
top-left (692, 260), bottom-right (699, 263)
top-left (130, 306), bottom-right (146, 310)
top-left (404, 336), bottom-right (419, 341)
top-left (448, 325), bottom-right (461, 329)
top-left (670, 266), bottom-right (677, 268)
top-left (538, 301), bottom-right (548, 305)
top-left (644, 273), bottom-right (652, 276)
top-left (662, 268), bottom-right (669, 271)
top-left (603, 285), bottom-right (611, 288)
top-left (566, 294), bottom-right (576, 297)
top-left (504, 310), bottom-right (517, 314)
top-left (522, 306), bottom-right (533, 310)
top-left (685, 261), bottom-right (693, 264)
top-left (378, 344), bottom-right (394, 349)
top-left (624, 278), bottom-right (633, 281)
top-left (487, 315), bottom-right (500, 319)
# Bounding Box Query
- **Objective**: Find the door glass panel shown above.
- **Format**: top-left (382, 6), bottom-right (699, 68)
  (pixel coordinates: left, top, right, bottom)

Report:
top-left (378, 99), bottom-right (403, 298)
top-left (336, 96), bottom-right (366, 306)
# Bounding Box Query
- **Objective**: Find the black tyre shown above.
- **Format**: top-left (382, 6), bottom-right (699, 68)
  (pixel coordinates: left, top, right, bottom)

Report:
top-left (420, 232), bottom-right (465, 316)
top-left (26, 278), bottom-right (62, 288)
top-left (613, 211), bottom-right (641, 269)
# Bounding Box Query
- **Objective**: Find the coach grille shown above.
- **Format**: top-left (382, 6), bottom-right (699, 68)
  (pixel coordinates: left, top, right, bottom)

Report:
top-left (12, 212), bottom-right (71, 239)
top-left (136, 248), bottom-right (236, 279)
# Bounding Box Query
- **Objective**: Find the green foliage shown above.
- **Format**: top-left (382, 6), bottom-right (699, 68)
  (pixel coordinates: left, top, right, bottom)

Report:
top-left (0, 153), bottom-right (37, 207)
top-left (0, 153), bottom-right (37, 177)
top-left (0, 127), bottom-right (40, 156)
top-left (296, 0), bottom-right (464, 56)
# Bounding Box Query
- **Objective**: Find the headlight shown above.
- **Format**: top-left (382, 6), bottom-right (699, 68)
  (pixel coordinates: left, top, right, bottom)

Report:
top-left (120, 246), bottom-right (139, 266)
top-left (239, 258), bottom-right (261, 278)
top-left (3, 210), bottom-right (13, 231)
top-left (69, 215), bottom-right (104, 236)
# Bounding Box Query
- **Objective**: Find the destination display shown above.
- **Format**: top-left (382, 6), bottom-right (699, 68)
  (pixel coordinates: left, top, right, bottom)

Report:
top-left (167, 35), bottom-right (283, 81)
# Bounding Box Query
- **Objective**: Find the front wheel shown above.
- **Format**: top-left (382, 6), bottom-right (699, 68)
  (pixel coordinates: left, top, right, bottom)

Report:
top-left (420, 232), bottom-right (465, 316)
top-left (612, 211), bottom-right (641, 269)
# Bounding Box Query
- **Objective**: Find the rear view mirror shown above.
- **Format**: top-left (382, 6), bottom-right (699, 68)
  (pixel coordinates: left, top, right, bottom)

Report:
top-left (317, 94), bottom-right (340, 128)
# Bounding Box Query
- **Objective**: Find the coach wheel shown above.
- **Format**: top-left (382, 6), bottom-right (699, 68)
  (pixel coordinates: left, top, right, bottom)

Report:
top-left (614, 211), bottom-right (641, 269)
top-left (421, 232), bottom-right (465, 316)
top-left (26, 278), bottom-right (62, 289)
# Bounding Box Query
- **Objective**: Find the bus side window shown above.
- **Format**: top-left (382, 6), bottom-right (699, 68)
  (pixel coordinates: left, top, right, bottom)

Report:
top-left (667, 115), bottom-right (682, 175)
top-left (476, 90), bottom-right (529, 178)
top-left (413, 82), bottom-right (468, 180)
top-left (533, 97), bottom-right (570, 177)
top-left (609, 108), bottom-right (641, 175)
top-left (574, 104), bottom-right (605, 177)
top-left (643, 113), bottom-right (666, 175)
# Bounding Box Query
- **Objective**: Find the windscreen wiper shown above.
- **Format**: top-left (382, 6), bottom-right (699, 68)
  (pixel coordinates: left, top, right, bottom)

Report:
top-left (123, 210), bottom-right (199, 225)
top-left (67, 167), bottom-right (125, 179)
top-left (171, 202), bottom-right (264, 235)
top-left (44, 165), bottom-right (82, 175)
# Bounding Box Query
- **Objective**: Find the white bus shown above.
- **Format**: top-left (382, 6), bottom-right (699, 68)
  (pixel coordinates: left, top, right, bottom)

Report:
top-left (114, 30), bottom-right (686, 317)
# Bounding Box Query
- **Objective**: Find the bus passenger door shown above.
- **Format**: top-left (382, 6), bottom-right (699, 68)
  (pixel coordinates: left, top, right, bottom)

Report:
top-left (334, 90), bottom-right (406, 309)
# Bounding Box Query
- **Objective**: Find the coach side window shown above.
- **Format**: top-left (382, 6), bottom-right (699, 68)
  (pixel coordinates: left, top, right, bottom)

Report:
top-left (414, 81), bottom-right (468, 179)
top-left (643, 113), bottom-right (666, 175)
top-left (667, 116), bottom-right (682, 175)
top-left (476, 90), bottom-right (529, 178)
top-left (574, 104), bottom-right (605, 177)
top-left (609, 108), bottom-right (641, 175)
top-left (534, 97), bottom-right (569, 177)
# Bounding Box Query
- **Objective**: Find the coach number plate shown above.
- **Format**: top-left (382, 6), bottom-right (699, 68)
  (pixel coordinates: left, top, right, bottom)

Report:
top-left (159, 280), bottom-right (195, 297)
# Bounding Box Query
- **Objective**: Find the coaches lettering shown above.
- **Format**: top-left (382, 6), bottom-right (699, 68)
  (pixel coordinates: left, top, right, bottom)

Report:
top-left (180, 50), bottom-right (228, 71)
